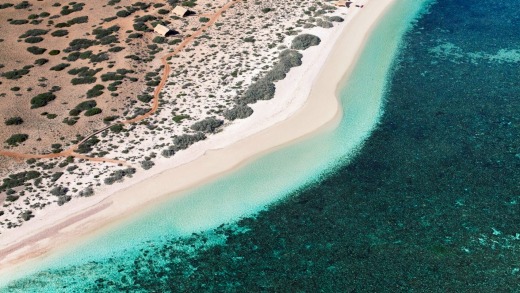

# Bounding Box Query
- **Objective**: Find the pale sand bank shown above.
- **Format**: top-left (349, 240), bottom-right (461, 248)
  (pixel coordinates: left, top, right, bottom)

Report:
top-left (0, 0), bottom-right (396, 283)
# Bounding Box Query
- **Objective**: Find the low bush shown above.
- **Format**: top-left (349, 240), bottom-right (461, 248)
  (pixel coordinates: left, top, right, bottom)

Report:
top-left (84, 107), bottom-right (102, 116)
top-left (0, 170), bottom-right (40, 191)
top-left (50, 186), bottom-right (68, 196)
top-left (79, 186), bottom-right (94, 197)
top-left (60, 3), bottom-right (84, 15)
top-left (76, 136), bottom-right (100, 153)
top-left (5, 117), bottom-right (24, 125)
top-left (24, 36), bottom-right (44, 43)
top-left (223, 105), bottom-right (253, 120)
top-left (75, 100), bottom-right (97, 111)
top-left (173, 132), bottom-right (206, 151)
top-left (2, 68), bottom-right (30, 80)
top-left (14, 1), bottom-right (30, 9)
top-left (27, 46), bottom-right (47, 55)
top-left (71, 76), bottom-right (97, 85)
top-left (137, 94), bottom-right (153, 103)
top-left (152, 36), bottom-right (165, 44)
top-left (190, 117), bottom-right (223, 133)
top-left (116, 10), bottom-right (131, 17)
top-left (5, 133), bottom-right (28, 146)
top-left (50, 63), bottom-right (70, 71)
top-left (65, 38), bottom-right (96, 52)
top-left (161, 146), bottom-right (175, 158)
top-left (291, 34), bottom-right (321, 50)
top-left (109, 46), bottom-right (124, 52)
top-left (328, 16), bottom-right (344, 22)
top-left (30, 92), bottom-right (56, 108)
top-left (140, 160), bottom-right (155, 170)
top-left (86, 84), bottom-right (104, 98)
top-left (49, 50), bottom-right (60, 56)
top-left (9, 19), bottom-right (29, 25)
top-left (34, 58), bottom-right (49, 65)
top-left (110, 124), bottom-right (124, 133)
top-left (51, 29), bottom-right (69, 37)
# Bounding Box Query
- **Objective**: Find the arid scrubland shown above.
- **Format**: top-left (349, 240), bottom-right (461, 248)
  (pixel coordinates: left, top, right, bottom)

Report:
top-left (0, 0), bottom-right (349, 231)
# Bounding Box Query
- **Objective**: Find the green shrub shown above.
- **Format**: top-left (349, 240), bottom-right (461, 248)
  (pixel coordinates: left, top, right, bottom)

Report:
top-left (128, 33), bottom-right (143, 39)
top-left (190, 117), bottom-right (223, 133)
top-left (5, 117), bottom-right (24, 125)
top-left (24, 36), bottom-right (44, 43)
top-left (2, 68), bottom-right (30, 80)
top-left (76, 136), bottom-right (100, 153)
top-left (49, 50), bottom-right (61, 56)
top-left (261, 7), bottom-right (273, 13)
top-left (27, 46), bottom-right (47, 55)
top-left (0, 170), bottom-right (40, 191)
top-left (71, 76), bottom-right (97, 85)
top-left (51, 29), bottom-right (69, 37)
top-left (84, 107), bottom-right (102, 116)
top-left (103, 115), bottom-right (118, 123)
top-left (66, 52), bottom-right (80, 61)
top-left (93, 25), bottom-right (120, 39)
top-left (329, 16), bottom-right (344, 22)
top-left (19, 29), bottom-right (48, 38)
top-left (14, 1), bottom-right (30, 9)
top-left (116, 10), bottom-right (131, 17)
top-left (110, 124), bottom-right (124, 133)
top-left (181, 0), bottom-right (197, 8)
top-left (69, 109), bottom-right (81, 116)
top-left (34, 58), bottom-right (49, 65)
top-left (65, 39), bottom-right (96, 52)
top-left (67, 16), bottom-right (88, 25)
top-left (108, 46), bottom-right (124, 52)
top-left (152, 36), bottom-right (165, 44)
top-left (223, 105), bottom-right (253, 120)
top-left (0, 3), bottom-right (14, 9)
top-left (30, 92), bottom-right (56, 108)
top-left (86, 85), bottom-right (104, 98)
top-left (75, 100), bottom-right (97, 111)
top-left (89, 52), bottom-right (109, 63)
top-left (5, 134), bottom-right (28, 146)
top-left (173, 132), bottom-right (206, 151)
top-left (50, 63), bottom-right (70, 71)
top-left (137, 94), bottom-right (153, 103)
top-left (9, 19), bottom-right (29, 25)
top-left (173, 114), bottom-right (190, 123)
top-left (60, 3), bottom-right (84, 15)
top-left (199, 17), bottom-right (210, 23)
top-left (291, 34), bottom-right (321, 50)
top-left (241, 50), bottom-right (302, 104)
top-left (62, 117), bottom-right (79, 125)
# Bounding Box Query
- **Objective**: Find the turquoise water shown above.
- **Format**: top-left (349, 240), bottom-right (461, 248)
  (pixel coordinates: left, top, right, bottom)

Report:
top-left (10, 0), bottom-right (512, 290)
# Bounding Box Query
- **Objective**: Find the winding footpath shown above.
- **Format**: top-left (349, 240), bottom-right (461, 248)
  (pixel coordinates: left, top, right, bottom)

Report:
top-left (0, 0), bottom-right (239, 165)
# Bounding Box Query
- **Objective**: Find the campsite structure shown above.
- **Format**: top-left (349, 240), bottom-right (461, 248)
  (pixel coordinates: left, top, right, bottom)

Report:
top-left (154, 24), bottom-right (172, 36)
top-left (172, 6), bottom-right (189, 17)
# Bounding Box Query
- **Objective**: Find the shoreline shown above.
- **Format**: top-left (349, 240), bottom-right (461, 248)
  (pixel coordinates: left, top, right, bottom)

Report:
top-left (0, 0), bottom-right (396, 284)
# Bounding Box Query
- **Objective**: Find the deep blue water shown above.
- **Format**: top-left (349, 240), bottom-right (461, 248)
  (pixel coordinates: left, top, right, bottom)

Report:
top-left (5, 0), bottom-right (520, 291)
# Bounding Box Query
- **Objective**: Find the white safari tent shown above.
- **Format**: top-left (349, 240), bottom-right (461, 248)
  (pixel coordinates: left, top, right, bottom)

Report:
top-left (172, 6), bottom-right (188, 17)
top-left (154, 24), bottom-right (171, 36)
